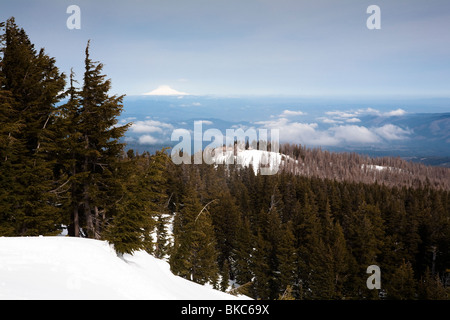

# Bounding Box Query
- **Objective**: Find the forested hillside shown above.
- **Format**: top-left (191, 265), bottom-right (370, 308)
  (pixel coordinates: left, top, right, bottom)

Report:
top-left (155, 155), bottom-right (450, 299)
top-left (279, 143), bottom-right (450, 190)
top-left (1, 17), bottom-right (449, 300)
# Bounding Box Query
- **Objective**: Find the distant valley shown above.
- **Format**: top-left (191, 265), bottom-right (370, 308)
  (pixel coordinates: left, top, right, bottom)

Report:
top-left (119, 95), bottom-right (450, 167)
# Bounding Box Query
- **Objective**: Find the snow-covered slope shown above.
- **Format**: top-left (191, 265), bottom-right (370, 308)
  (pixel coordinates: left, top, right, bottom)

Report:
top-left (212, 149), bottom-right (284, 175)
top-left (0, 236), bottom-right (250, 300)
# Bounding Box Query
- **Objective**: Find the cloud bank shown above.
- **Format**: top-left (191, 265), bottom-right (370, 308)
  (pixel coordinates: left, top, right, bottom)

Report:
top-left (256, 118), bottom-right (412, 147)
top-left (122, 106), bottom-right (412, 148)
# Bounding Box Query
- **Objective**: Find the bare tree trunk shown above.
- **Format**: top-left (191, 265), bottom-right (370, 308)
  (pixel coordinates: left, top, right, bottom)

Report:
top-left (73, 206), bottom-right (79, 237)
top-left (72, 160), bottom-right (79, 237)
top-left (94, 206), bottom-right (100, 239)
top-left (83, 134), bottom-right (94, 238)
top-left (84, 185), bottom-right (94, 238)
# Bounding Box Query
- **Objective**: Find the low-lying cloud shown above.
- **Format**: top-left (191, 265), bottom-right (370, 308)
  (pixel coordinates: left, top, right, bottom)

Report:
top-left (130, 119), bottom-right (173, 133)
top-left (138, 135), bottom-right (161, 145)
top-left (373, 124), bottom-right (412, 140)
top-left (123, 107), bottom-right (412, 147)
top-left (256, 118), bottom-right (412, 147)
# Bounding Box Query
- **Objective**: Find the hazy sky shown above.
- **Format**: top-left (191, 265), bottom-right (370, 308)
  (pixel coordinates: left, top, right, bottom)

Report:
top-left (2, 0), bottom-right (450, 97)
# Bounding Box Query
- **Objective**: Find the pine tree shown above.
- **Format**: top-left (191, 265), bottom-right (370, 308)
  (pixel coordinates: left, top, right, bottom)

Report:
top-left (233, 216), bottom-right (255, 290)
top-left (76, 40), bottom-right (129, 239)
top-left (0, 22), bottom-right (21, 235)
top-left (251, 231), bottom-right (271, 299)
top-left (210, 190), bottom-right (240, 276)
top-left (145, 150), bottom-right (170, 255)
top-left (276, 221), bottom-right (297, 298)
top-left (330, 221), bottom-right (350, 298)
top-left (386, 260), bottom-right (417, 300)
top-left (170, 173), bottom-right (219, 285)
top-left (296, 191), bottom-right (335, 299)
top-left (53, 69), bottom-right (85, 237)
top-left (0, 18), bottom-right (66, 236)
top-left (220, 259), bottom-right (231, 292)
top-left (418, 268), bottom-right (449, 300)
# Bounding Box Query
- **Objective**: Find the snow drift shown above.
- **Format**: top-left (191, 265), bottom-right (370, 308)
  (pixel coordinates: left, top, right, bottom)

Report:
top-left (0, 236), bottom-right (250, 300)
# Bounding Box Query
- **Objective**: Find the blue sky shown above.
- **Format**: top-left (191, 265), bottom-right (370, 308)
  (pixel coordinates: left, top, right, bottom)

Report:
top-left (2, 0), bottom-right (450, 97)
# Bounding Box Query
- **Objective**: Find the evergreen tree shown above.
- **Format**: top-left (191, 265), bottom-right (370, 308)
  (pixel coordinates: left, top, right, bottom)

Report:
top-left (54, 69), bottom-right (84, 237)
top-left (296, 191), bottom-right (335, 299)
top-left (0, 22), bottom-right (21, 235)
top-left (418, 268), bottom-right (449, 300)
top-left (251, 231), bottom-right (271, 299)
top-left (105, 149), bottom-right (170, 256)
top-left (146, 150), bottom-right (171, 256)
top-left (76, 40), bottom-right (129, 239)
top-left (346, 202), bottom-right (385, 298)
top-left (0, 18), bottom-right (66, 236)
top-left (220, 259), bottom-right (231, 292)
top-left (330, 221), bottom-right (350, 298)
top-left (276, 221), bottom-right (297, 298)
top-left (210, 190), bottom-right (240, 277)
top-left (233, 216), bottom-right (255, 290)
top-left (386, 260), bottom-right (417, 300)
top-left (170, 173), bottom-right (219, 285)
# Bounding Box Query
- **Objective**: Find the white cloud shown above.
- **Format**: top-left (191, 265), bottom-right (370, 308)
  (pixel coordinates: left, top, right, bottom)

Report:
top-left (257, 117), bottom-right (411, 147)
top-left (130, 119), bottom-right (173, 133)
top-left (346, 117), bottom-right (361, 123)
top-left (358, 108), bottom-right (381, 115)
top-left (180, 102), bottom-right (202, 107)
top-left (138, 135), bottom-right (160, 145)
top-left (325, 111), bottom-right (359, 118)
top-left (256, 118), bottom-right (338, 146)
top-left (256, 106), bottom-right (412, 147)
top-left (384, 108), bottom-right (407, 116)
top-left (373, 124), bottom-right (412, 140)
top-left (331, 125), bottom-right (380, 144)
top-left (280, 109), bottom-right (305, 117)
top-left (171, 128), bottom-right (191, 137)
top-left (318, 117), bottom-right (343, 124)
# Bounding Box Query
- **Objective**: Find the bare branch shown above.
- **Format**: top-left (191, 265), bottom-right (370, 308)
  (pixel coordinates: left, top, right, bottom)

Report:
top-left (195, 199), bottom-right (218, 223)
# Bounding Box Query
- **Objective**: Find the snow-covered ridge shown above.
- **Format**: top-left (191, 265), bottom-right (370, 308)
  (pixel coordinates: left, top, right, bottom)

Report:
top-left (0, 236), bottom-right (250, 300)
top-left (212, 149), bottom-right (296, 175)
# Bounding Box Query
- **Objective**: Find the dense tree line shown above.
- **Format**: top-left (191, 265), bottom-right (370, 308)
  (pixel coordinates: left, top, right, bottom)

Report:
top-left (279, 143), bottom-right (450, 190)
top-left (162, 159), bottom-right (450, 300)
top-left (1, 18), bottom-right (449, 300)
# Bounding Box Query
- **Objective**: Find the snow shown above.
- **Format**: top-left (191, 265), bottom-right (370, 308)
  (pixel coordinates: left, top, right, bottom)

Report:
top-left (212, 149), bottom-right (283, 175)
top-left (143, 85), bottom-right (189, 96)
top-left (361, 164), bottom-right (388, 171)
top-left (361, 164), bottom-right (402, 172)
top-left (0, 236), bottom-right (251, 300)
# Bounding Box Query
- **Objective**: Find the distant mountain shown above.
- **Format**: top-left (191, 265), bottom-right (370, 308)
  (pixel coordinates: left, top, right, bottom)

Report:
top-left (142, 85), bottom-right (190, 96)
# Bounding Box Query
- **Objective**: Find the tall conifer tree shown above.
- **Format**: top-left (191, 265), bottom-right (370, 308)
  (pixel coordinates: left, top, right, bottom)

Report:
top-left (0, 18), bottom-right (66, 236)
top-left (76, 40), bottom-right (129, 239)
top-left (170, 170), bottom-right (219, 285)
